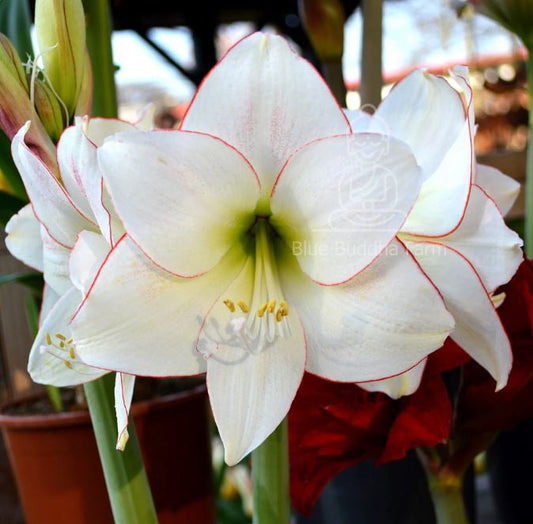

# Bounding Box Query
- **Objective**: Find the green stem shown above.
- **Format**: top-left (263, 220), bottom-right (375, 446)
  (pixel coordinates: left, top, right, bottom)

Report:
top-left (429, 482), bottom-right (468, 524)
top-left (82, 0), bottom-right (118, 117)
top-left (84, 375), bottom-right (157, 523)
top-left (251, 417), bottom-right (290, 524)
top-left (525, 47), bottom-right (533, 257)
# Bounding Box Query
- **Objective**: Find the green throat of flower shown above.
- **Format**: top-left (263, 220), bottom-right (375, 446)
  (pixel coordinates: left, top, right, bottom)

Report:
top-left (222, 218), bottom-right (291, 354)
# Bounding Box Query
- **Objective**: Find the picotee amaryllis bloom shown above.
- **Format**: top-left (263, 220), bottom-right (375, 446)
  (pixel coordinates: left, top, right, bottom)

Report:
top-left (346, 66), bottom-right (523, 396)
top-left (70, 32), bottom-right (455, 465)
top-left (5, 112), bottom-right (153, 448)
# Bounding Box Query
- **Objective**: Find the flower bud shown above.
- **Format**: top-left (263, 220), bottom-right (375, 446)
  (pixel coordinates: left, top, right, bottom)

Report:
top-left (469, 0), bottom-right (533, 49)
top-left (0, 34), bottom-right (57, 172)
top-left (75, 49), bottom-right (93, 117)
top-left (299, 0), bottom-right (345, 61)
top-left (35, 0), bottom-right (86, 118)
top-left (34, 78), bottom-right (65, 142)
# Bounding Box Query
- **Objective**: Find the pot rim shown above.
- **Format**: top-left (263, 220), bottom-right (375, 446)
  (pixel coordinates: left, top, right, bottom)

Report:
top-left (0, 383), bottom-right (207, 430)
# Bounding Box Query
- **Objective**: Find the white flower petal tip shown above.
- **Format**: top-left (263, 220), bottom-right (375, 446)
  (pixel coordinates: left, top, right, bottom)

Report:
top-left (406, 240), bottom-right (512, 390)
top-left (114, 373), bottom-right (135, 451)
top-left (270, 134), bottom-right (421, 285)
top-left (370, 68), bottom-right (468, 182)
top-left (476, 164), bottom-right (520, 217)
top-left (11, 122), bottom-right (94, 248)
top-left (5, 204), bottom-right (43, 271)
top-left (359, 359), bottom-right (427, 399)
top-left (181, 31), bottom-right (350, 194)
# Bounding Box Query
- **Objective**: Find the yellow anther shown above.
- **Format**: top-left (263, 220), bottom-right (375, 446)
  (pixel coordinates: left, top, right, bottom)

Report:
top-left (55, 333), bottom-right (66, 341)
top-left (59, 341), bottom-right (65, 349)
top-left (275, 301), bottom-right (289, 322)
top-left (257, 303), bottom-right (268, 318)
top-left (237, 300), bottom-right (249, 313)
top-left (67, 338), bottom-right (73, 344)
top-left (64, 361), bottom-right (73, 369)
top-left (69, 347), bottom-right (75, 360)
top-left (267, 299), bottom-right (277, 313)
top-left (45, 333), bottom-right (52, 345)
top-left (223, 299), bottom-right (236, 313)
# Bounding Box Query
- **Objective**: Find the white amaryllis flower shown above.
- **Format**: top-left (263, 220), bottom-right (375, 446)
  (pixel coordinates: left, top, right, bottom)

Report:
top-left (70, 33), bottom-right (455, 465)
top-left (5, 110), bottom-right (153, 448)
top-left (349, 66), bottom-right (523, 398)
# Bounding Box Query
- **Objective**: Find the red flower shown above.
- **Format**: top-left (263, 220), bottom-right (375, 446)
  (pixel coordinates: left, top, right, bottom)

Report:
top-left (289, 343), bottom-right (468, 515)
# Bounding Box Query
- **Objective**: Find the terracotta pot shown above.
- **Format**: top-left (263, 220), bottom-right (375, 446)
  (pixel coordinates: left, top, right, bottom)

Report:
top-left (0, 384), bottom-right (215, 524)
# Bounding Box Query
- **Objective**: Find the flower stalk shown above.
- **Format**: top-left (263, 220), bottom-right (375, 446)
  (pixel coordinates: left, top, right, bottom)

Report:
top-left (84, 374), bottom-right (157, 523)
top-left (251, 417), bottom-right (290, 524)
top-left (428, 480), bottom-right (469, 524)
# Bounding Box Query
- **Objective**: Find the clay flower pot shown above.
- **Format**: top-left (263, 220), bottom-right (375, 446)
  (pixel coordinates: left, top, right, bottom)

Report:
top-left (0, 384), bottom-right (215, 524)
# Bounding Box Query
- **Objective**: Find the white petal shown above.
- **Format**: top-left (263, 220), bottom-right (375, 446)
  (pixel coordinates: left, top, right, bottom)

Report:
top-left (69, 230), bottom-right (110, 293)
top-left (115, 372), bottom-right (135, 451)
top-left (439, 185), bottom-right (523, 293)
top-left (134, 104), bottom-right (156, 131)
top-left (358, 360), bottom-right (427, 399)
top-left (370, 69), bottom-right (466, 181)
top-left (343, 109), bottom-right (372, 131)
top-left (401, 114), bottom-right (472, 236)
top-left (181, 32), bottom-right (350, 193)
top-left (278, 238), bottom-right (454, 382)
top-left (57, 126), bottom-right (97, 221)
top-left (71, 236), bottom-right (250, 376)
top-left (98, 130), bottom-right (260, 277)
top-left (476, 164), bottom-right (520, 217)
top-left (270, 134), bottom-right (421, 285)
top-left (203, 255), bottom-right (306, 464)
top-left (5, 204), bottom-right (43, 271)
top-left (28, 287), bottom-right (106, 386)
top-left (75, 117), bottom-right (130, 245)
top-left (12, 122), bottom-right (95, 247)
top-left (83, 116), bottom-right (136, 146)
top-left (405, 240), bottom-right (511, 390)
top-left (41, 227), bottom-right (71, 295)
top-left (39, 284), bottom-right (60, 327)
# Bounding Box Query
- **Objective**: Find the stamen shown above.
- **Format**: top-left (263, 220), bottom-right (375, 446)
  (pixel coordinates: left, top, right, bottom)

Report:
top-left (69, 347), bottom-right (76, 360)
top-left (45, 333), bottom-right (52, 345)
top-left (64, 361), bottom-right (73, 369)
top-left (55, 334), bottom-right (66, 341)
top-left (223, 299), bottom-right (236, 313)
top-left (257, 303), bottom-right (268, 317)
top-left (237, 300), bottom-right (249, 313)
top-left (267, 299), bottom-right (276, 313)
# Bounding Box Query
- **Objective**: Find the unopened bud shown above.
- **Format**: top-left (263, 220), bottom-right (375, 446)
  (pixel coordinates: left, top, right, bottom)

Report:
top-left (0, 34), bottom-right (57, 173)
top-left (34, 78), bottom-right (65, 142)
top-left (299, 0), bottom-right (345, 61)
top-left (35, 0), bottom-right (86, 118)
top-left (0, 34), bottom-right (28, 93)
top-left (75, 49), bottom-right (93, 117)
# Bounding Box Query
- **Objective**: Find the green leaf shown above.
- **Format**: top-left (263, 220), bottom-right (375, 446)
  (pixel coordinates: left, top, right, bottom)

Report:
top-left (0, 0), bottom-right (33, 60)
top-left (0, 272), bottom-right (43, 296)
top-left (0, 129), bottom-right (27, 200)
top-left (0, 189), bottom-right (26, 226)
